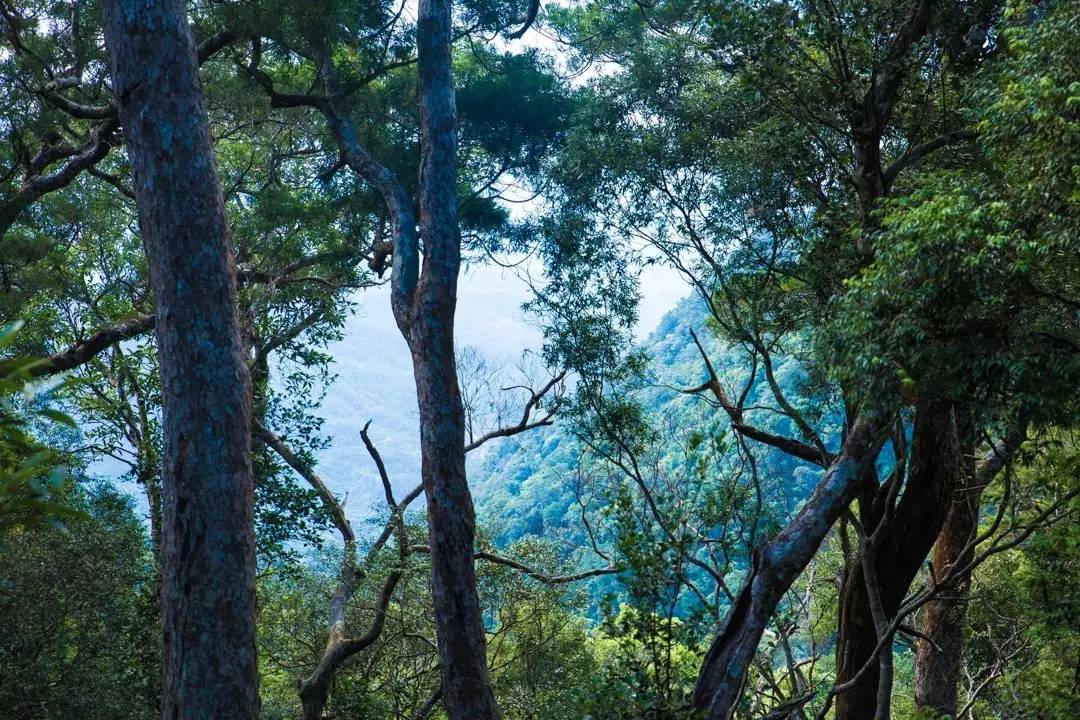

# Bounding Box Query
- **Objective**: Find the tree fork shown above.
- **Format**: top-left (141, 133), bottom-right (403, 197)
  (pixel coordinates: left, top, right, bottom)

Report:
top-left (833, 398), bottom-right (960, 720)
top-left (693, 415), bottom-right (885, 719)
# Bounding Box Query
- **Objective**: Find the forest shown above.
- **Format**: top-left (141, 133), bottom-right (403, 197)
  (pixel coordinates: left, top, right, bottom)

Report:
top-left (0, 0), bottom-right (1077, 719)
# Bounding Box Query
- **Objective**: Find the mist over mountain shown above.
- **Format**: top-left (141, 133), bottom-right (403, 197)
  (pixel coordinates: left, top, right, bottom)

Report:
top-left (308, 262), bottom-right (687, 528)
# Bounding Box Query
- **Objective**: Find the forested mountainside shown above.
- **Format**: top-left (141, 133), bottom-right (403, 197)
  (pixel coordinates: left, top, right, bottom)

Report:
top-left (471, 295), bottom-right (839, 547)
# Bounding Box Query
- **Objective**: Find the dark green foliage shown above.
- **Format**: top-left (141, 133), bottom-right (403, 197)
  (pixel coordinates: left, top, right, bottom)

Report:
top-left (825, 0), bottom-right (1080, 415)
top-left (0, 481), bottom-right (158, 720)
top-left (959, 434), bottom-right (1080, 719)
top-left (1, 0), bottom-right (1077, 717)
top-left (0, 322), bottom-right (80, 533)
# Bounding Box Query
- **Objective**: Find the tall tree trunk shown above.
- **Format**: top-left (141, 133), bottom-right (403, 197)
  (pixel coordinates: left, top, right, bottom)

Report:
top-left (305, 0), bottom-right (498, 711)
top-left (833, 399), bottom-right (959, 720)
top-left (409, 0), bottom-right (499, 715)
top-left (102, 2), bottom-right (258, 719)
top-left (693, 415), bottom-right (883, 719)
top-left (915, 421), bottom-right (1026, 717)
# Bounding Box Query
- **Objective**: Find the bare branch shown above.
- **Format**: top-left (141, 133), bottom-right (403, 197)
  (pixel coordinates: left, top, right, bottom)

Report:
top-left (463, 370), bottom-right (566, 453)
top-left (410, 545), bottom-right (618, 584)
top-left (361, 420), bottom-right (396, 508)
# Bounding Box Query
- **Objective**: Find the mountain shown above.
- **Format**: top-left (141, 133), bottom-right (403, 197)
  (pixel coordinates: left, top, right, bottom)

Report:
top-left (306, 262), bottom-right (686, 528)
top-left (470, 295), bottom-right (840, 548)
top-left (310, 266), bottom-right (545, 524)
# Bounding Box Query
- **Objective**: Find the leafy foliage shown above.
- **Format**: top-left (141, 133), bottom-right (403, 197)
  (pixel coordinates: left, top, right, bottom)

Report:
top-left (0, 321), bottom-right (79, 533)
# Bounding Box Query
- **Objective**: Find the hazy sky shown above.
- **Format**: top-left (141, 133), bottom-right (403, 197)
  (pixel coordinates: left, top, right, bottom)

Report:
top-left (312, 259), bottom-right (690, 519)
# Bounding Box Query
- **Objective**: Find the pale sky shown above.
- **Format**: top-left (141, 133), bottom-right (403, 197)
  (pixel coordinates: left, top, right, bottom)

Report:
top-left (313, 258), bottom-right (689, 518)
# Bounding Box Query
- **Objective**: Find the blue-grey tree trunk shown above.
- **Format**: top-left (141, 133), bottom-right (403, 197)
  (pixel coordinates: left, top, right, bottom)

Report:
top-left (102, 2), bottom-right (258, 718)
top-left (412, 0), bottom-right (499, 716)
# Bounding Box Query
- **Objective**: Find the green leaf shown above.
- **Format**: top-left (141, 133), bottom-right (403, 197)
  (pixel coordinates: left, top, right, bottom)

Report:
top-left (39, 408), bottom-right (77, 428)
top-left (0, 320), bottom-right (25, 351)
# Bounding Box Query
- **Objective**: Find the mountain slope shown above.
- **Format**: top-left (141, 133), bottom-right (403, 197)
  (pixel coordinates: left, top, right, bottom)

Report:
top-left (471, 295), bottom-right (841, 547)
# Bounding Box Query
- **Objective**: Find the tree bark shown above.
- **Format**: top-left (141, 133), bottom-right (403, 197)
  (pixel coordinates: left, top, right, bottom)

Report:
top-left (833, 399), bottom-right (959, 720)
top-left (693, 415), bottom-right (883, 719)
top-left (915, 423), bottom-right (1026, 717)
top-left (102, 2), bottom-right (258, 719)
top-left (278, 2), bottom-right (497, 712)
top-left (913, 470), bottom-right (977, 718)
top-left (26, 314), bottom-right (155, 378)
top-left (409, 0), bottom-right (499, 716)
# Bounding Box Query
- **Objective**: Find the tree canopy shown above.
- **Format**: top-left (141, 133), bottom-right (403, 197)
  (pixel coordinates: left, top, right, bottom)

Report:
top-left (1, 0), bottom-right (1077, 719)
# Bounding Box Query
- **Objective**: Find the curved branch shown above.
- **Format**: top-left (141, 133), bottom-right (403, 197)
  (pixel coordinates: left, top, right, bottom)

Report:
top-left (253, 420), bottom-right (354, 543)
top-left (505, 0), bottom-right (541, 40)
top-left (693, 414), bottom-right (886, 718)
top-left (196, 29), bottom-right (241, 63)
top-left (684, 329), bottom-right (832, 467)
top-left (26, 313), bottom-right (154, 378)
top-left (884, 129), bottom-right (977, 186)
top-left (463, 370), bottom-right (566, 453)
top-left (410, 545), bottom-right (618, 584)
top-left (361, 420), bottom-right (396, 508)
top-left (1, 117), bottom-right (120, 240)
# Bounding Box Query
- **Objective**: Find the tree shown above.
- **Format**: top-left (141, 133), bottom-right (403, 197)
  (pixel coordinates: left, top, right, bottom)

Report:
top-left (101, 1), bottom-right (258, 717)
top-left (229, 1), bottom-right (571, 715)
top-left (0, 480), bottom-right (158, 720)
top-left (258, 355), bottom-right (571, 718)
top-left (2, 0), bottom-right (1077, 718)
top-left (534, 0), bottom-right (1080, 717)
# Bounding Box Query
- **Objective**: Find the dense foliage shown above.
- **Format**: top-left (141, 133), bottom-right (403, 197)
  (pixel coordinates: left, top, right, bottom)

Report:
top-left (1, 0), bottom-right (1077, 718)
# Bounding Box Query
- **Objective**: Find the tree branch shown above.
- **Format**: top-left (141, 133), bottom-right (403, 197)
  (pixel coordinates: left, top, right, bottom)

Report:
top-left (410, 545), bottom-right (618, 584)
top-left (463, 370), bottom-right (566, 453)
top-left (26, 313), bottom-right (154, 378)
top-left (884, 129), bottom-right (977, 186)
top-left (253, 420), bottom-right (354, 543)
top-left (1, 117), bottom-right (120, 239)
top-left (505, 0), bottom-right (541, 39)
top-left (684, 329), bottom-right (832, 467)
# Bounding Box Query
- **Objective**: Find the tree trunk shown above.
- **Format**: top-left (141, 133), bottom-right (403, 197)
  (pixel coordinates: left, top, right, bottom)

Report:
top-left (409, 0), bottom-right (499, 716)
top-left (301, 0), bottom-right (497, 710)
top-left (693, 415), bottom-right (882, 719)
top-left (915, 420), bottom-right (1026, 717)
top-left (833, 399), bottom-right (959, 720)
top-left (913, 472), bottom-right (978, 718)
top-left (102, 2), bottom-right (258, 718)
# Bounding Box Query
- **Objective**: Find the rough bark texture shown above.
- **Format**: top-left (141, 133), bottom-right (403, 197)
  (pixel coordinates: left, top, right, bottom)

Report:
top-left (693, 416), bottom-right (882, 719)
top-left (913, 461), bottom-right (977, 718)
top-left (691, 3), bottom-right (947, 716)
top-left (411, 0), bottom-right (499, 716)
top-left (915, 424), bottom-right (1024, 716)
top-left (846, 0), bottom-right (935, 247)
top-left (102, 2), bottom-right (258, 719)
top-left (833, 399), bottom-right (959, 720)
